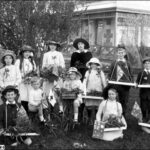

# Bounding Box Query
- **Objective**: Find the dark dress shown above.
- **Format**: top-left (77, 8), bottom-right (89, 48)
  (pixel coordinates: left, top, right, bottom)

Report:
top-left (103, 60), bottom-right (133, 115)
top-left (136, 70), bottom-right (150, 121)
top-left (70, 51), bottom-right (92, 81)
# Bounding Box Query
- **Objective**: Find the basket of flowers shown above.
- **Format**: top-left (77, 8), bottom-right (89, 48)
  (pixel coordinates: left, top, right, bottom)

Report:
top-left (61, 88), bottom-right (83, 100)
top-left (92, 115), bottom-right (127, 141)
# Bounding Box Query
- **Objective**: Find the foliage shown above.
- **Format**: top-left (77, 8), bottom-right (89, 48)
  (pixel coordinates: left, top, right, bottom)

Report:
top-left (0, 0), bottom-right (80, 56)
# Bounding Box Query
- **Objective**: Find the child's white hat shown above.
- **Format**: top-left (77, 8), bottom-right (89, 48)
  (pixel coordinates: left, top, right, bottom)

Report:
top-left (67, 67), bottom-right (82, 79)
top-left (86, 57), bottom-right (102, 68)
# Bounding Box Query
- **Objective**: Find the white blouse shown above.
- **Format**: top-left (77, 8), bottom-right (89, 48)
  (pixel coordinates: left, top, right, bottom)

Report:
top-left (83, 70), bottom-right (107, 94)
top-left (42, 51), bottom-right (65, 68)
top-left (0, 65), bottom-right (22, 88)
top-left (96, 100), bottom-right (122, 122)
top-left (15, 58), bottom-right (36, 78)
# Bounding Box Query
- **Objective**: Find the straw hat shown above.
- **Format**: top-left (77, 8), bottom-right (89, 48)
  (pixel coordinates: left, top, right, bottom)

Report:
top-left (142, 57), bottom-right (150, 64)
top-left (86, 57), bottom-right (102, 68)
top-left (73, 38), bottom-right (89, 50)
top-left (46, 40), bottom-right (60, 48)
top-left (19, 45), bottom-right (34, 55)
top-left (1, 50), bottom-right (16, 65)
top-left (67, 67), bottom-right (82, 79)
top-left (2, 85), bottom-right (19, 96)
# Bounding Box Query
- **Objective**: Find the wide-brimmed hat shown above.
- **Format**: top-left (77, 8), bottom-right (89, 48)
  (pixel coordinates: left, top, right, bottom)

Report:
top-left (67, 67), bottom-right (82, 79)
top-left (2, 85), bottom-right (19, 96)
top-left (142, 57), bottom-right (150, 64)
top-left (46, 40), bottom-right (60, 48)
top-left (19, 45), bottom-right (34, 55)
top-left (86, 57), bottom-right (102, 68)
top-left (1, 50), bottom-right (16, 65)
top-left (73, 38), bottom-right (89, 50)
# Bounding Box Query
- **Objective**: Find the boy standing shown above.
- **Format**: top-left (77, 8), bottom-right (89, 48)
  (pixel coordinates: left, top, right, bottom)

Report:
top-left (136, 57), bottom-right (150, 122)
top-left (106, 46), bottom-right (133, 116)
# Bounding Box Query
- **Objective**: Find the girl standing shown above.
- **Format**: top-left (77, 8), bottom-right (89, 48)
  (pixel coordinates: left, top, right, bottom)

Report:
top-left (71, 38), bottom-right (92, 81)
top-left (0, 50), bottom-right (21, 90)
top-left (15, 45), bottom-right (36, 115)
top-left (42, 40), bottom-right (65, 113)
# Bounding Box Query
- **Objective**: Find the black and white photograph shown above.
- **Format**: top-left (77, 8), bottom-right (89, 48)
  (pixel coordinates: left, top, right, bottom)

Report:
top-left (0, 0), bottom-right (150, 149)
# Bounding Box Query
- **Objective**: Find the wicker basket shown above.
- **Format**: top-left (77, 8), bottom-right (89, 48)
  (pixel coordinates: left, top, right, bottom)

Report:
top-left (62, 92), bottom-right (77, 99)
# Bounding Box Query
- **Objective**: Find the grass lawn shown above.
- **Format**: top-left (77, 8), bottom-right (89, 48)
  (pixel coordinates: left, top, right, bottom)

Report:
top-left (4, 87), bottom-right (150, 150)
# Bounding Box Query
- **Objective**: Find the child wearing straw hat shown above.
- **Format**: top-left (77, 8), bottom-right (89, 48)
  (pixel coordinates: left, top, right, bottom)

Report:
top-left (15, 45), bottom-right (37, 115)
top-left (62, 67), bottom-right (84, 124)
top-left (83, 57), bottom-right (107, 125)
top-left (0, 50), bottom-right (21, 90)
top-left (0, 86), bottom-right (32, 146)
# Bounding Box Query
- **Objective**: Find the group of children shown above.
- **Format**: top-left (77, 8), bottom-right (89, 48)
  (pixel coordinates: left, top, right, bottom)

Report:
top-left (0, 37), bottom-right (150, 146)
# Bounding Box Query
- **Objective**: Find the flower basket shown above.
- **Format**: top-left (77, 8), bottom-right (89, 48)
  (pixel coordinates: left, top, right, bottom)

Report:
top-left (92, 118), bottom-right (127, 141)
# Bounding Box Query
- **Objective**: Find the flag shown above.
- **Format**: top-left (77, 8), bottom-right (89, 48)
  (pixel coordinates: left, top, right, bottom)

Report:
top-left (117, 65), bottom-right (124, 81)
top-left (131, 101), bottom-right (143, 122)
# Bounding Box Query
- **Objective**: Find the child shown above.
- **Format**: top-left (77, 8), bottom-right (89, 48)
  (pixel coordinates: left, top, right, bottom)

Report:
top-left (15, 45), bottom-right (36, 115)
top-left (0, 50), bottom-right (21, 90)
top-left (42, 40), bottom-right (65, 113)
top-left (83, 57), bottom-right (107, 125)
top-left (136, 57), bottom-right (150, 123)
top-left (71, 38), bottom-right (92, 81)
top-left (62, 67), bottom-right (83, 123)
top-left (106, 46), bottom-right (133, 116)
top-left (28, 77), bottom-right (45, 123)
top-left (83, 57), bottom-right (107, 96)
top-left (0, 86), bottom-right (32, 146)
top-left (96, 88), bottom-right (127, 140)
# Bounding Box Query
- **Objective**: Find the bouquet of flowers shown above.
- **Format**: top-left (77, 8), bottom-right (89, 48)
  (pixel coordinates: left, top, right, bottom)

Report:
top-left (23, 71), bottom-right (37, 84)
top-left (104, 114), bottom-right (125, 128)
top-left (40, 65), bottom-right (65, 82)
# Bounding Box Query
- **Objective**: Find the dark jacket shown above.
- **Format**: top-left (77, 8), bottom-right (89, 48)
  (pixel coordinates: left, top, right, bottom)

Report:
top-left (70, 51), bottom-right (92, 80)
top-left (0, 102), bottom-right (19, 129)
top-left (136, 70), bottom-right (150, 99)
top-left (108, 60), bottom-right (133, 82)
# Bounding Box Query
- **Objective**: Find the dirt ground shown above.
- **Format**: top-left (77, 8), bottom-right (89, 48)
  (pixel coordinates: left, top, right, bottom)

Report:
top-left (3, 87), bottom-right (150, 150)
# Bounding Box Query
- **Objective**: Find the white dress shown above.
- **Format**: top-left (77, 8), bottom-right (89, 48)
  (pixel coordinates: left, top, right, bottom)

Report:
top-left (15, 59), bottom-right (36, 101)
top-left (0, 65), bottom-right (21, 88)
top-left (42, 50), bottom-right (65, 96)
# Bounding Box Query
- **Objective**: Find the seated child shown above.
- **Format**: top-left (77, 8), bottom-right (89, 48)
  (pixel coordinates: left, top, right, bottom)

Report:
top-left (28, 77), bottom-right (45, 123)
top-left (62, 67), bottom-right (84, 123)
top-left (96, 88), bottom-right (127, 140)
top-left (0, 86), bottom-right (32, 146)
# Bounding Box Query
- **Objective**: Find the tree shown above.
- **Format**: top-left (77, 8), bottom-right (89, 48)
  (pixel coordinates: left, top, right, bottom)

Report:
top-left (0, 0), bottom-right (80, 55)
